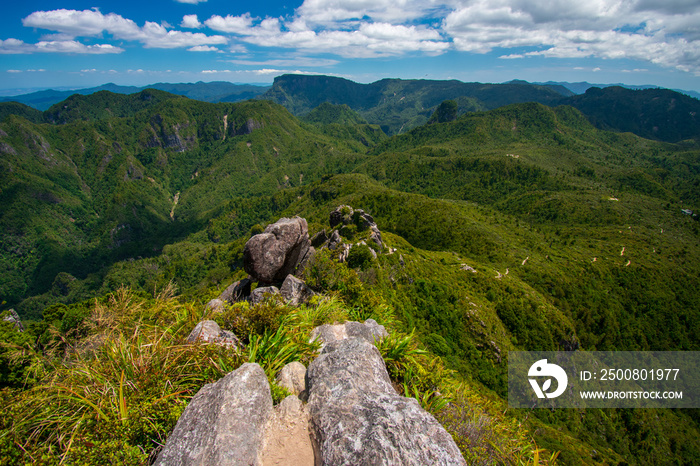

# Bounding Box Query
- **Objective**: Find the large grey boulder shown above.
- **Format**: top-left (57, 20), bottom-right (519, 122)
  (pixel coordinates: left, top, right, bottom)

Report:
top-left (306, 338), bottom-right (466, 465)
top-left (243, 217), bottom-right (311, 284)
top-left (310, 319), bottom-right (388, 351)
top-left (155, 363), bottom-right (272, 466)
top-left (280, 274), bottom-right (315, 306)
top-left (186, 320), bottom-right (239, 348)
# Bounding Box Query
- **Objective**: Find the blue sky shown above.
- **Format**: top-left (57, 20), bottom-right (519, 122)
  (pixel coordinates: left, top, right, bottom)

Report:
top-left (1, 0), bottom-right (699, 93)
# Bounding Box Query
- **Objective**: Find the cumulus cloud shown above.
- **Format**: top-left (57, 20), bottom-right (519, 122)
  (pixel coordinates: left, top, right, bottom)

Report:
top-left (204, 14), bottom-right (255, 34)
top-left (296, 0), bottom-right (440, 24)
top-left (188, 45), bottom-right (220, 52)
top-left (441, 0), bottom-right (700, 74)
top-left (0, 37), bottom-right (124, 54)
top-left (181, 14), bottom-right (202, 29)
top-left (22, 9), bottom-right (227, 49)
top-left (204, 13), bottom-right (449, 57)
top-left (10, 1), bottom-right (700, 75)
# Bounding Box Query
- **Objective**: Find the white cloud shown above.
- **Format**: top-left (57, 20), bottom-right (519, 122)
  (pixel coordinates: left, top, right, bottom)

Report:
top-left (181, 14), bottom-right (202, 29)
top-left (7, 69), bottom-right (22, 73)
top-left (0, 37), bottom-right (124, 54)
top-left (296, 0), bottom-right (440, 25)
top-left (201, 69), bottom-right (231, 74)
top-left (204, 13), bottom-right (449, 58)
top-left (440, 0), bottom-right (700, 74)
top-left (205, 14), bottom-right (255, 34)
top-left (174, 0), bottom-right (207, 4)
top-left (188, 45), bottom-right (220, 52)
top-left (22, 9), bottom-right (227, 49)
top-left (229, 56), bottom-right (340, 67)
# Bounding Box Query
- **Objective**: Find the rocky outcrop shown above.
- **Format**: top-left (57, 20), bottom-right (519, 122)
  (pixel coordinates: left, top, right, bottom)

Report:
top-left (2, 309), bottom-right (24, 332)
top-left (219, 278), bottom-right (252, 304)
top-left (280, 275), bottom-right (315, 306)
top-left (243, 217), bottom-right (311, 284)
top-left (310, 319), bottom-right (388, 351)
top-left (249, 286), bottom-right (281, 305)
top-left (275, 361), bottom-right (307, 397)
top-left (162, 321), bottom-right (466, 465)
top-left (186, 320), bottom-right (239, 348)
top-left (307, 337), bottom-right (466, 465)
top-left (155, 363), bottom-right (272, 466)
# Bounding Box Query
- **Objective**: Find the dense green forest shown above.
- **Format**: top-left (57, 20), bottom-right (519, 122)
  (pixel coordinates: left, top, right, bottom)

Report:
top-left (1, 88), bottom-right (699, 464)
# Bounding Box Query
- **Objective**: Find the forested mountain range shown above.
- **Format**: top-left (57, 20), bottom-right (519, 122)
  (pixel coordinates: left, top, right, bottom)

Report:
top-left (0, 81), bottom-right (270, 111)
top-left (4, 74), bottom-right (699, 142)
top-left (1, 87), bottom-right (699, 464)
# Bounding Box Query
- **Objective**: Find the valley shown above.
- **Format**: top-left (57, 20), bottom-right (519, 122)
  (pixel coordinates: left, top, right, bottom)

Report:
top-left (1, 76), bottom-right (699, 465)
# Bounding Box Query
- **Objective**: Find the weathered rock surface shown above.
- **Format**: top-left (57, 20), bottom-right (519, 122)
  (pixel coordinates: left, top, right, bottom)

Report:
top-left (280, 275), bottom-right (315, 306)
top-left (259, 395), bottom-right (317, 466)
top-left (205, 298), bottom-right (225, 314)
top-left (310, 319), bottom-right (388, 351)
top-left (243, 217), bottom-right (311, 284)
top-left (155, 363), bottom-right (272, 466)
top-left (307, 338), bottom-right (466, 465)
top-left (327, 230), bottom-right (342, 250)
top-left (186, 320), bottom-right (239, 348)
top-left (2, 309), bottom-right (24, 332)
top-left (310, 230), bottom-right (328, 248)
top-left (249, 286), bottom-right (281, 305)
top-left (275, 361), bottom-right (307, 397)
top-left (219, 278), bottom-right (252, 303)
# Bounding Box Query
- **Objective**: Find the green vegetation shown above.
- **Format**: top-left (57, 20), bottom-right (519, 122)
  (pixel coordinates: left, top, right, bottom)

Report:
top-left (559, 86), bottom-right (700, 142)
top-left (1, 89), bottom-right (699, 464)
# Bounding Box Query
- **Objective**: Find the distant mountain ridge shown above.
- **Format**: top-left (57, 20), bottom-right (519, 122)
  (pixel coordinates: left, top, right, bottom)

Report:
top-left (260, 74), bottom-right (568, 134)
top-left (533, 80), bottom-right (700, 99)
top-left (0, 81), bottom-right (271, 110)
top-left (263, 74), bottom-right (700, 142)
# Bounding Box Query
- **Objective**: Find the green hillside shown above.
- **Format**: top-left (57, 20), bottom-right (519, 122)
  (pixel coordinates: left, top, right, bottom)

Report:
top-left (263, 74), bottom-right (700, 142)
top-left (262, 74), bottom-right (566, 134)
top-left (558, 86), bottom-right (700, 142)
top-left (1, 92), bottom-right (699, 465)
top-left (1, 81), bottom-right (271, 111)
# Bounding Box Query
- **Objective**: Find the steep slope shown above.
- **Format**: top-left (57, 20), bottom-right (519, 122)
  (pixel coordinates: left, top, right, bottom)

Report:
top-left (0, 96), bottom-right (369, 317)
top-left (43, 89), bottom-right (183, 124)
top-left (1, 96), bottom-right (699, 464)
top-left (558, 86), bottom-right (700, 142)
top-left (0, 102), bottom-right (44, 123)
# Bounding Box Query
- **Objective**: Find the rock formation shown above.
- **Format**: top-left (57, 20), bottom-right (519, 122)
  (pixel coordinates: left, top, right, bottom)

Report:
top-left (280, 275), bottom-right (316, 306)
top-left (160, 322), bottom-right (466, 465)
top-left (186, 320), bottom-right (239, 348)
top-left (306, 337), bottom-right (466, 465)
top-left (219, 278), bottom-right (252, 303)
top-left (310, 319), bottom-right (388, 351)
top-left (275, 361), bottom-right (307, 397)
top-left (155, 363), bottom-right (272, 466)
top-left (249, 286), bottom-right (281, 305)
top-left (243, 217), bottom-right (311, 284)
